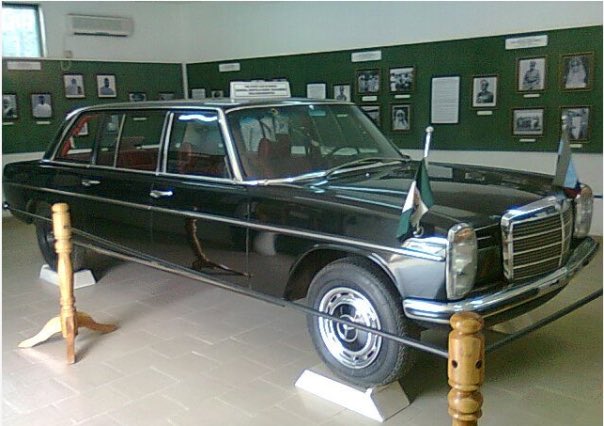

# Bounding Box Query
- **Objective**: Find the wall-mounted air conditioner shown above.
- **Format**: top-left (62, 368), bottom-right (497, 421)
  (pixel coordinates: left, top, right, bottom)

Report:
top-left (67, 14), bottom-right (134, 37)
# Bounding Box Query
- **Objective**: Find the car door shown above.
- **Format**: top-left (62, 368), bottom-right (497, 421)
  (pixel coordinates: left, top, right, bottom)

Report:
top-left (54, 109), bottom-right (165, 255)
top-left (148, 110), bottom-right (250, 287)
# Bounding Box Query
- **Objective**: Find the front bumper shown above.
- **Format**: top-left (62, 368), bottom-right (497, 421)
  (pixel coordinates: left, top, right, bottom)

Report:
top-left (402, 237), bottom-right (599, 325)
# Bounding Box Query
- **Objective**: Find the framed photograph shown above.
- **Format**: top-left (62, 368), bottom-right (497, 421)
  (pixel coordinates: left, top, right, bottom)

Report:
top-left (472, 75), bottom-right (498, 108)
top-left (128, 92), bottom-right (147, 102)
top-left (361, 105), bottom-right (380, 127)
top-left (357, 69), bottom-right (380, 94)
top-left (211, 90), bottom-right (224, 98)
top-left (306, 83), bottom-right (327, 99)
top-left (97, 74), bottom-right (117, 98)
top-left (389, 67), bottom-right (414, 93)
top-left (561, 106), bottom-right (590, 142)
top-left (512, 108), bottom-right (544, 136)
top-left (191, 88), bottom-right (206, 99)
top-left (3, 94), bottom-right (18, 120)
top-left (31, 93), bottom-right (53, 119)
top-left (560, 52), bottom-right (593, 91)
top-left (391, 104), bottom-right (411, 131)
top-left (333, 84), bottom-right (351, 101)
top-left (517, 57), bottom-right (546, 92)
top-left (158, 92), bottom-right (175, 101)
top-left (63, 74), bottom-right (85, 98)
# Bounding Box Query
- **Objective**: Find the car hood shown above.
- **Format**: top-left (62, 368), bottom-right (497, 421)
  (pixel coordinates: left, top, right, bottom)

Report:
top-left (303, 161), bottom-right (558, 234)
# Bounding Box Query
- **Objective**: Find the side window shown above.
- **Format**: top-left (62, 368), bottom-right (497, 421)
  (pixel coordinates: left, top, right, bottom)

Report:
top-left (55, 112), bottom-right (102, 163)
top-left (115, 111), bottom-right (165, 171)
top-left (96, 113), bottom-right (124, 166)
top-left (166, 111), bottom-right (229, 178)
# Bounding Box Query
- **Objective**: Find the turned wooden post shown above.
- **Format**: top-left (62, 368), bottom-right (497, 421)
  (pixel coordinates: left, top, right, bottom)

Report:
top-left (448, 312), bottom-right (485, 426)
top-left (52, 203), bottom-right (78, 363)
top-left (18, 203), bottom-right (117, 362)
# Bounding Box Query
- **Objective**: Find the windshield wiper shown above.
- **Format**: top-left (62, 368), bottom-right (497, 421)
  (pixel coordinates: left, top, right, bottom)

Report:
top-left (324, 157), bottom-right (407, 178)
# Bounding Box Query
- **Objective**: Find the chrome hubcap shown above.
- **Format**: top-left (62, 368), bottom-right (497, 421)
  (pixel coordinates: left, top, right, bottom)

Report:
top-left (317, 287), bottom-right (382, 369)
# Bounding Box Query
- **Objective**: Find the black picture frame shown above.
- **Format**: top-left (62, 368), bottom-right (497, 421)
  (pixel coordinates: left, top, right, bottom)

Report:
top-left (391, 104), bottom-right (411, 131)
top-left (30, 93), bottom-right (53, 119)
top-left (2, 93), bottom-right (18, 120)
top-left (356, 69), bottom-right (380, 95)
top-left (389, 66), bottom-right (415, 93)
top-left (560, 105), bottom-right (591, 142)
top-left (512, 107), bottom-right (545, 136)
top-left (97, 74), bottom-right (117, 98)
top-left (516, 57), bottom-right (546, 92)
top-left (128, 92), bottom-right (147, 102)
top-left (471, 75), bottom-right (498, 109)
top-left (560, 52), bottom-right (594, 91)
top-left (333, 84), bottom-right (351, 102)
top-left (63, 74), bottom-right (85, 99)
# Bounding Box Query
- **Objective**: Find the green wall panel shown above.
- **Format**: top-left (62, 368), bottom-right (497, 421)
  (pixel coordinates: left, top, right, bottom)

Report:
top-left (187, 26), bottom-right (602, 154)
top-left (2, 60), bottom-right (183, 154)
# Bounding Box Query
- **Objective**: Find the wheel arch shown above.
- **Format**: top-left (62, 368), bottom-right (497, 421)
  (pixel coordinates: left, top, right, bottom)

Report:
top-left (283, 244), bottom-right (399, 301)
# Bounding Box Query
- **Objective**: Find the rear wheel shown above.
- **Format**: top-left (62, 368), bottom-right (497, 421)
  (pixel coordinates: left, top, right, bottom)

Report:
top-left (307, 257), bottom-right (419, 387)
top-left (35, 204), bottom-right (86, 271)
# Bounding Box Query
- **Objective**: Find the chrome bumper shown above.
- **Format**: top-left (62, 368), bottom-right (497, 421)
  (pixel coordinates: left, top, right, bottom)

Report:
top-left (402, 237), bottom-right (599, 325)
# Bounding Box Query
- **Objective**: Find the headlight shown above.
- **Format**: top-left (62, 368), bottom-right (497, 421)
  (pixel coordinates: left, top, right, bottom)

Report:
top-left (446, 224), bottom-right (477, 300)
top-left (574, 184), bottom-right (593, 238)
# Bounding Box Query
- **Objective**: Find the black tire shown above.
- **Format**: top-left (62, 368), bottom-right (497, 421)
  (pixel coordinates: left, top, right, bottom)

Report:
top-left (306, 257), bottom-right (419, 387)
top-left (35, 204), bottom-right (86, 272)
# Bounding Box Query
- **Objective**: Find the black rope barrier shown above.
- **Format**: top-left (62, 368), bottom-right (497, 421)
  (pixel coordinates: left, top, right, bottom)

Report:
top-left (4, 204), bottom-right (450, 359)
top-left (485, 288), bottom-right (603, 353)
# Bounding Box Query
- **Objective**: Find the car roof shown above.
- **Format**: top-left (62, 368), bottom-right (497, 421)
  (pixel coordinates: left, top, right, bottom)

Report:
top-left (79, 98), bottom-right (352, 113)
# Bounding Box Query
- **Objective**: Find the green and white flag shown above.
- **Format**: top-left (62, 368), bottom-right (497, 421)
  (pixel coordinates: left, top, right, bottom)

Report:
top-left (397, 159), bottom-right (434, 237)
top-left (397, 127), bottom-right (435, 237)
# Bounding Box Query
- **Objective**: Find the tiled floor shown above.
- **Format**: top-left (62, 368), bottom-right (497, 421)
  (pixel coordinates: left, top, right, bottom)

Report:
top-left (2, 216), bottom-right (602, 425)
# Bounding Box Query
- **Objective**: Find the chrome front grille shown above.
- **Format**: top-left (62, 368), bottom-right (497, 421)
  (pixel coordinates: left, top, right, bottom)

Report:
top-left (501, 197), bottom-right (573, 282)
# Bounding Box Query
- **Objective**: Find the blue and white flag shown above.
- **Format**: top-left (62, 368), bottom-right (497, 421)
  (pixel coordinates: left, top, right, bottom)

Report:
top-left (397, 127), bottom-right (435, 237)
top-left (553, 116), bottom-right (580, 192)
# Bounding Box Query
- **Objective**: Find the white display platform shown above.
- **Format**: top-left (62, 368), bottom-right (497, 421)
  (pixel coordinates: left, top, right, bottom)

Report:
top-left (295, 365), bottom-right (410, 422)
top-left (39, 264), bottom-right (96, 289)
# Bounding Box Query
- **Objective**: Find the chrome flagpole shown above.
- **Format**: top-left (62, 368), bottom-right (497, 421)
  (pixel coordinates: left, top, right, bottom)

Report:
top-left (423, 126), bottom-right (434, 159)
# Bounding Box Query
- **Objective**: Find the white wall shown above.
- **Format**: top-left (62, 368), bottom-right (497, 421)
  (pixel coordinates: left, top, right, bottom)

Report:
top-left (179, 1), bottom-right (603, 62)
top-left (34, 2), bottom-right (602, 63)
top-left (39, 1), bottom-right (187, 62)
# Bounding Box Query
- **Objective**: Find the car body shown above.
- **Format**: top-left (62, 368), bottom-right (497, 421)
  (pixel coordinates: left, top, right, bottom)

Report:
top-left (3, 98), bottom-right (598, 387)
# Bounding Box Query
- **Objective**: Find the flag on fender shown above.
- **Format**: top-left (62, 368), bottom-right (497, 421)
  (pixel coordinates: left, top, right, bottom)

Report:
top-left (397, 158), bottom-right (434, 237)
top-left (553, 118), bottom-right (580, 194)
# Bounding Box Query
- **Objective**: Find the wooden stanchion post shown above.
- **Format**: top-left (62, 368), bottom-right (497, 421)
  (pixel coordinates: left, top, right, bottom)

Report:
top-left (447, 312), bottom-right (485, 426)
top-left (19, 203), bottom-right (117, 363)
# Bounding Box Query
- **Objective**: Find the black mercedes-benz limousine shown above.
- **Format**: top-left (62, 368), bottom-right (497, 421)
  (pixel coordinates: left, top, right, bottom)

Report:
top-left (3, 98), bottom-right (597, 387)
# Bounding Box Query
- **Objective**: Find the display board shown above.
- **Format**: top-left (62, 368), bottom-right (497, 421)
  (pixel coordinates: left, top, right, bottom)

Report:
top-left (187, 26), bottom-right (602, 153)
top-left (2, 59), bottom-right (183, 154)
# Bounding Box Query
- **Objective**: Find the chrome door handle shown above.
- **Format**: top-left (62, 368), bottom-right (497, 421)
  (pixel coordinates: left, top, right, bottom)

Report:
top-left (150, 189), bottom-right (173, 199)
top-left (81, 179), bottom-right (100, 187)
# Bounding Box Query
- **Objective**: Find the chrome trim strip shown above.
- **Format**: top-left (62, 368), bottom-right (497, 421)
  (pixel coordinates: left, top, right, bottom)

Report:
top-left (403, 237), bottom-right (598, 324)
top-left (161, 112), bottom-right (175, 174)
top-left (513, 255), bottom-right (561, 269)
top-left (6, 182), bottom-right (435, 259)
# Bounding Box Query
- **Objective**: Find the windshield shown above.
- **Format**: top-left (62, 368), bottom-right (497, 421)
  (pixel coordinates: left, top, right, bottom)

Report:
top-left (226, 103), bottom-right (404, 180)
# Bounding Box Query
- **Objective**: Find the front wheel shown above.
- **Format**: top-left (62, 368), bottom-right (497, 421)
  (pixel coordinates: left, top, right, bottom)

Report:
top-left (307, 258), bottom-right (419, 387)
